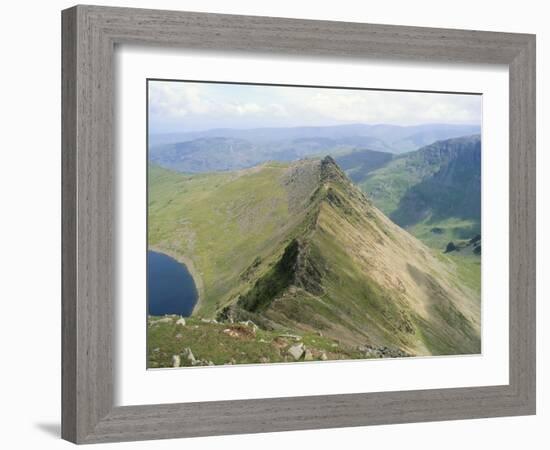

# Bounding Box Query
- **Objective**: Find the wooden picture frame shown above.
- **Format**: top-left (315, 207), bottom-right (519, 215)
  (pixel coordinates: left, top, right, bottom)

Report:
top-left (61, 5), bottom-right (536, 444)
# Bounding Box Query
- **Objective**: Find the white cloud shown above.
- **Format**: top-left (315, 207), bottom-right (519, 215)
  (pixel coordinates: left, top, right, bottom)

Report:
top-left (287, 89), bottom-right (480, 125)
top-left (149, 83), bottom-right (214, 117)
top-left (148, 81), bottom-right (481, 133)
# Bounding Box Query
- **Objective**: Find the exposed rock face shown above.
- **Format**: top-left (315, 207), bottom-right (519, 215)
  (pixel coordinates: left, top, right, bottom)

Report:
top-left (234, 237), bottom-right (325, 314)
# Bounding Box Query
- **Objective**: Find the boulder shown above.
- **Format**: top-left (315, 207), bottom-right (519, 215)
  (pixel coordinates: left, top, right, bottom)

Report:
top-left (304, 349), bottom-right (314, 361)
top-left (288, 343), bottom-right (305, 360)
top-left (176, 317), bottom-right (186, 326)
top-left (172, 355), bottom-right (181, 368)
top-left (444, 241), bottom-right (458, 253)
top-left (182, 347), bottom-right (196, 363)
top-left (149, 317), bottom-right (173, 326)
top-left (319, 352), bottom-right (328, 361)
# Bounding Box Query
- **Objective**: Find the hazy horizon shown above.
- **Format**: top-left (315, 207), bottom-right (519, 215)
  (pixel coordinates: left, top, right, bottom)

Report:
top-left (149, 121), bottom-right (481, 137)
top-left (148, 80), bottom-right (482, 135)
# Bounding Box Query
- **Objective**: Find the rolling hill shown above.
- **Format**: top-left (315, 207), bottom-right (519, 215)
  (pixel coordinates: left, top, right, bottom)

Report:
top-left (148, 157), bottom-right (481, 357)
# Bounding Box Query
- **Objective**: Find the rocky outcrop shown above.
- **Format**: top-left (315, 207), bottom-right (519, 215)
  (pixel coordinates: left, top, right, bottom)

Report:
top-left (358, 345), bottom-right (410, 358)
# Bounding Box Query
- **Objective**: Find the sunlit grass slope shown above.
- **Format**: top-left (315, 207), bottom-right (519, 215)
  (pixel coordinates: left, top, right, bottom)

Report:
top-left (148, 157), bottom-right (481, 359)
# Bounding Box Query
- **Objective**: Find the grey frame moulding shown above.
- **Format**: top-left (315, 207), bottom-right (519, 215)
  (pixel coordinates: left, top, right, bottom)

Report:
top-left (61, 4), bottom-right (536, 444)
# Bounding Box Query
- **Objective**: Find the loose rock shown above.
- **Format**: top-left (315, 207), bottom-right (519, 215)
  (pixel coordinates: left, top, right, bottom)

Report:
top-left (182, 347), bottom-right (196, 363)
top-left (201, 318), bottom-right (218, 324)
top-left (240, 320), bottom-right (258, 333)
top-left (149, 317), bottom-right (173, 326)
top-left (288, 343), bottom-right (305, 360)
top-left (176, 317), bottom-right (186, 326)
top-left (172, 355), bottom-right (181, 368)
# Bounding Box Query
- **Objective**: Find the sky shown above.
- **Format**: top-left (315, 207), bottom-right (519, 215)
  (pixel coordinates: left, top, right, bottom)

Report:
top-left (148, 80), bottom-right (482, 135)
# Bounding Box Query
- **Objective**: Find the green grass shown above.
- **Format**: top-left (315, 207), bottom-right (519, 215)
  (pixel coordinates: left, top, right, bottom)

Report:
top-left (147, 316), bottom-right (365, 368)
top-left (357, 150), bottom-right (441, 215)
top-left (148, 158), bottom-right (481, 361)
top-left (406, 217), bottom-right (480, 251)
top-left (148, 163), bottom-right (306, 316)
top-left (353, 136), bottom-right (481, 234)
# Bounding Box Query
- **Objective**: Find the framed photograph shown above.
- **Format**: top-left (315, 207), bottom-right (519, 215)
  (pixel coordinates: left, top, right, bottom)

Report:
top-left (62, 5), bottom-right (536, 444)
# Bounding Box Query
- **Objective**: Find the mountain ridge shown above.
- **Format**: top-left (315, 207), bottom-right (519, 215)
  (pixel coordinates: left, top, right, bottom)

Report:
top-left (149, 157), bottom-right (480, 356)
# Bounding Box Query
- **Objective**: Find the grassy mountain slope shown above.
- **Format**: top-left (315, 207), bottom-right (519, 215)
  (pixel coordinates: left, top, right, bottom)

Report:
top-left (148, 161), bottom-right (315, 317)
top-left (149, 158), bottom-right (480, 357)
top-left (355, 135), bottom-right (481, 244)
top-left (334, 148), bottom-right (394, 183)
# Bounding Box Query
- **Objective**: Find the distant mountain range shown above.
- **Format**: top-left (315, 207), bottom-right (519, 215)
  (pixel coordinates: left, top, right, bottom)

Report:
top-left (148, 157), bottom-right (481, 356)
top-left (149, 123), bottom-right (480, 173)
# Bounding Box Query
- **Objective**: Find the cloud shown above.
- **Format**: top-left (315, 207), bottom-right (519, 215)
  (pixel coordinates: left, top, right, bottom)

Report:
top-left (286, 89), bottom-right (480, 125)
top-left (148, 81), bottom-right (481, 133)
top-left (149, 83), bottom-right (213, 117)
